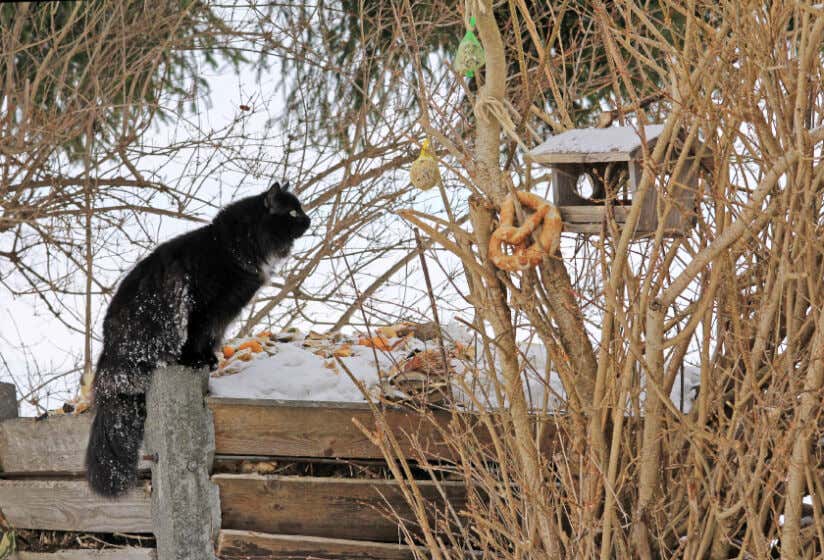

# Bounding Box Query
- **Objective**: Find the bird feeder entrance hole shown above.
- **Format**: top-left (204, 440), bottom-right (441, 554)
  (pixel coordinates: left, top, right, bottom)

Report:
top-left (564, 162), bottom-right (633, 204)
top-left (527, 125), bottom-right (703, 237)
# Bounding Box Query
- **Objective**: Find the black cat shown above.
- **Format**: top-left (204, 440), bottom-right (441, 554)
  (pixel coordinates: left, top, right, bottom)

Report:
top-left (85, 182), bottom-right (310, 498)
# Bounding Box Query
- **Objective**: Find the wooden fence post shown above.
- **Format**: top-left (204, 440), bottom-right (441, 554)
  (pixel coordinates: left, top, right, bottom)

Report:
top-left (0, 382), bottom-right (17, 422)
top-left (145, 366), bottom-right (220, 560)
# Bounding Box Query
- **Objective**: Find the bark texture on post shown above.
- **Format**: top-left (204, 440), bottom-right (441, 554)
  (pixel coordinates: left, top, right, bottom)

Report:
top-left (0, 383), bottom-right (17, 422)
top-left (471, 3), bottom-right (562, 556)
top-left (145, 366), bottom-right (220, 560)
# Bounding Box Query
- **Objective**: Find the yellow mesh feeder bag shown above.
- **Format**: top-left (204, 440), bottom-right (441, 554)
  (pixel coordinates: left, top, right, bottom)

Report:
top-left (409, 139), bottom-right (440, 191)
top-left (454, 17), bottom-right (485, 78)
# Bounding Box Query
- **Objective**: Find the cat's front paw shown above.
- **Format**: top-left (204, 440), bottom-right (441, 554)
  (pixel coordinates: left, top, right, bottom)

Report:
top-left (179, 352), bottom-right (219, 371)
top-left (206, 354), bottom-right (219, 372)
top-left (196, 353), bottom-right (219, 372)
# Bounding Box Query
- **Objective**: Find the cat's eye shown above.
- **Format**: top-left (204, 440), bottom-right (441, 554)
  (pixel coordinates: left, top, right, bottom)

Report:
top-left (288, 210), bottom-right (299, 218)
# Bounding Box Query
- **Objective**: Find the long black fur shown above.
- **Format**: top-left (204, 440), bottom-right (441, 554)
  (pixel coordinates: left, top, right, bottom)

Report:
top-left (86, 183), bottom-right (310, 497)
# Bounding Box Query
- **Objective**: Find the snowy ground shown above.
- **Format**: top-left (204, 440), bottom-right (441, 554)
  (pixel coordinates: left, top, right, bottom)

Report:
top-left (209, 321), bottom-right (701, 413)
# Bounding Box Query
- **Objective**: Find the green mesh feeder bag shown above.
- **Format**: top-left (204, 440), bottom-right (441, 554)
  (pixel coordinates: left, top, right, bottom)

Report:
top-left (454, 17), bottom-right (485, 78)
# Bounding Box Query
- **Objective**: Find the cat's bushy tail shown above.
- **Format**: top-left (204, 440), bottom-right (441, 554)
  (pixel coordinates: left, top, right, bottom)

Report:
top-left (85, 392), bottom-right (146, 498)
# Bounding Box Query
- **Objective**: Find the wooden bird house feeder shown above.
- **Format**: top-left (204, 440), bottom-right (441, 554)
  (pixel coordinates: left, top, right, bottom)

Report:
top-left (527, 125), bottom-right (702, 236)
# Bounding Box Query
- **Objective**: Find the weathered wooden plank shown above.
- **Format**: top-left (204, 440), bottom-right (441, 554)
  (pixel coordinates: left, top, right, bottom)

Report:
top-left (215, 474), bottom-right (466, 542)
top-left (558, 205), bottom-right (661, 235)
top-left (209, 398), bottom-right (457, 461)
top-left (13, 549), bottom-right (156, 560)
top-left (529, 150), bottom-right (634, 164)
top-left (0, 414), bottom-right (150, 475)
top-left (559, 205), bottom-right (632, 223)
top-left (217, 530), bottom-right (417, 560)
top-left (562, 223), bottom-right (611, 235)
top-left (0, 415), bottom-right (91, 475)
top-left (209, 397), bottom-right (558, 463)
top-left (0, 479), bottom-right (152, 533)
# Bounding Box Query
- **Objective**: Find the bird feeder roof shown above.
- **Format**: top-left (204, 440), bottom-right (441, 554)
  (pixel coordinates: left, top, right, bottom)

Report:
top-left (528, 124), bottom-right (667, 164)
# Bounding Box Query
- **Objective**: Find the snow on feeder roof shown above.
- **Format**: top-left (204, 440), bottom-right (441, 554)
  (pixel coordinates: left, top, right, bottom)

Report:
top-left (525, 124), bottom-right (703, 236)
top-left (528, 124), bottom-right (667, 164)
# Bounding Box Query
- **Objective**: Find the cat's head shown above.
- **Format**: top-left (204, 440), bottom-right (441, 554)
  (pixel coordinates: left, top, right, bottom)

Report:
top-left (213, 182), bottom-right (311, 269)
top-left (262, 181), bottom-right (311, 239)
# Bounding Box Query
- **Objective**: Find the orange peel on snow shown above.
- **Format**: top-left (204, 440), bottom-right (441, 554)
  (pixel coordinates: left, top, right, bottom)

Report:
top-left (358, 335), bottom-right (392, 351)
top-left (236, 340), bottom-right (264, 353)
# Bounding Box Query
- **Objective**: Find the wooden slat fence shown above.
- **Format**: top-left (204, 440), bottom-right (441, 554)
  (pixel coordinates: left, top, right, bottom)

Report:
top-left (0, 377), bottom-right (558, 559)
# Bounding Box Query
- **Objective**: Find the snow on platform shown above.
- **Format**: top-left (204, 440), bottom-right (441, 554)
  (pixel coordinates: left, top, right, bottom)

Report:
top-left (208, 321), bottom-right (700, 413)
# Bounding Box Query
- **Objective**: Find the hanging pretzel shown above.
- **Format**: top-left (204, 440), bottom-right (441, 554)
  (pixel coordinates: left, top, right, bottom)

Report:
top-left (489, 192), bottom-right (562, 271)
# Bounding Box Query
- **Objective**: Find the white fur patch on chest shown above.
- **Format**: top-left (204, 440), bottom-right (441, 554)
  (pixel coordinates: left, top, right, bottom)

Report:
top-left (258, 255), bottom-right (284, 284)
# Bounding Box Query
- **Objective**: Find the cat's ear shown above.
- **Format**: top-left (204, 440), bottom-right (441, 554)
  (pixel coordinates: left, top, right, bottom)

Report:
top-left (281, 181), bottom-right (290, 192)
top-left (263, 182), bottom-right (281, 212)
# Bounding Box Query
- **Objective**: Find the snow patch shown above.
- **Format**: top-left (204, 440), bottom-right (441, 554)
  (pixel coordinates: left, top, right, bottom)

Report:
top-left (529, 124), bottom-right (666, 158)
top-left (208, 321), bottom-right (700, 414)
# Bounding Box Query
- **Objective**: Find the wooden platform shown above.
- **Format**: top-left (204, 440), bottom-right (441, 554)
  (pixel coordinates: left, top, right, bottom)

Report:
top-left (0, 397), bottom-right (539, 559)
